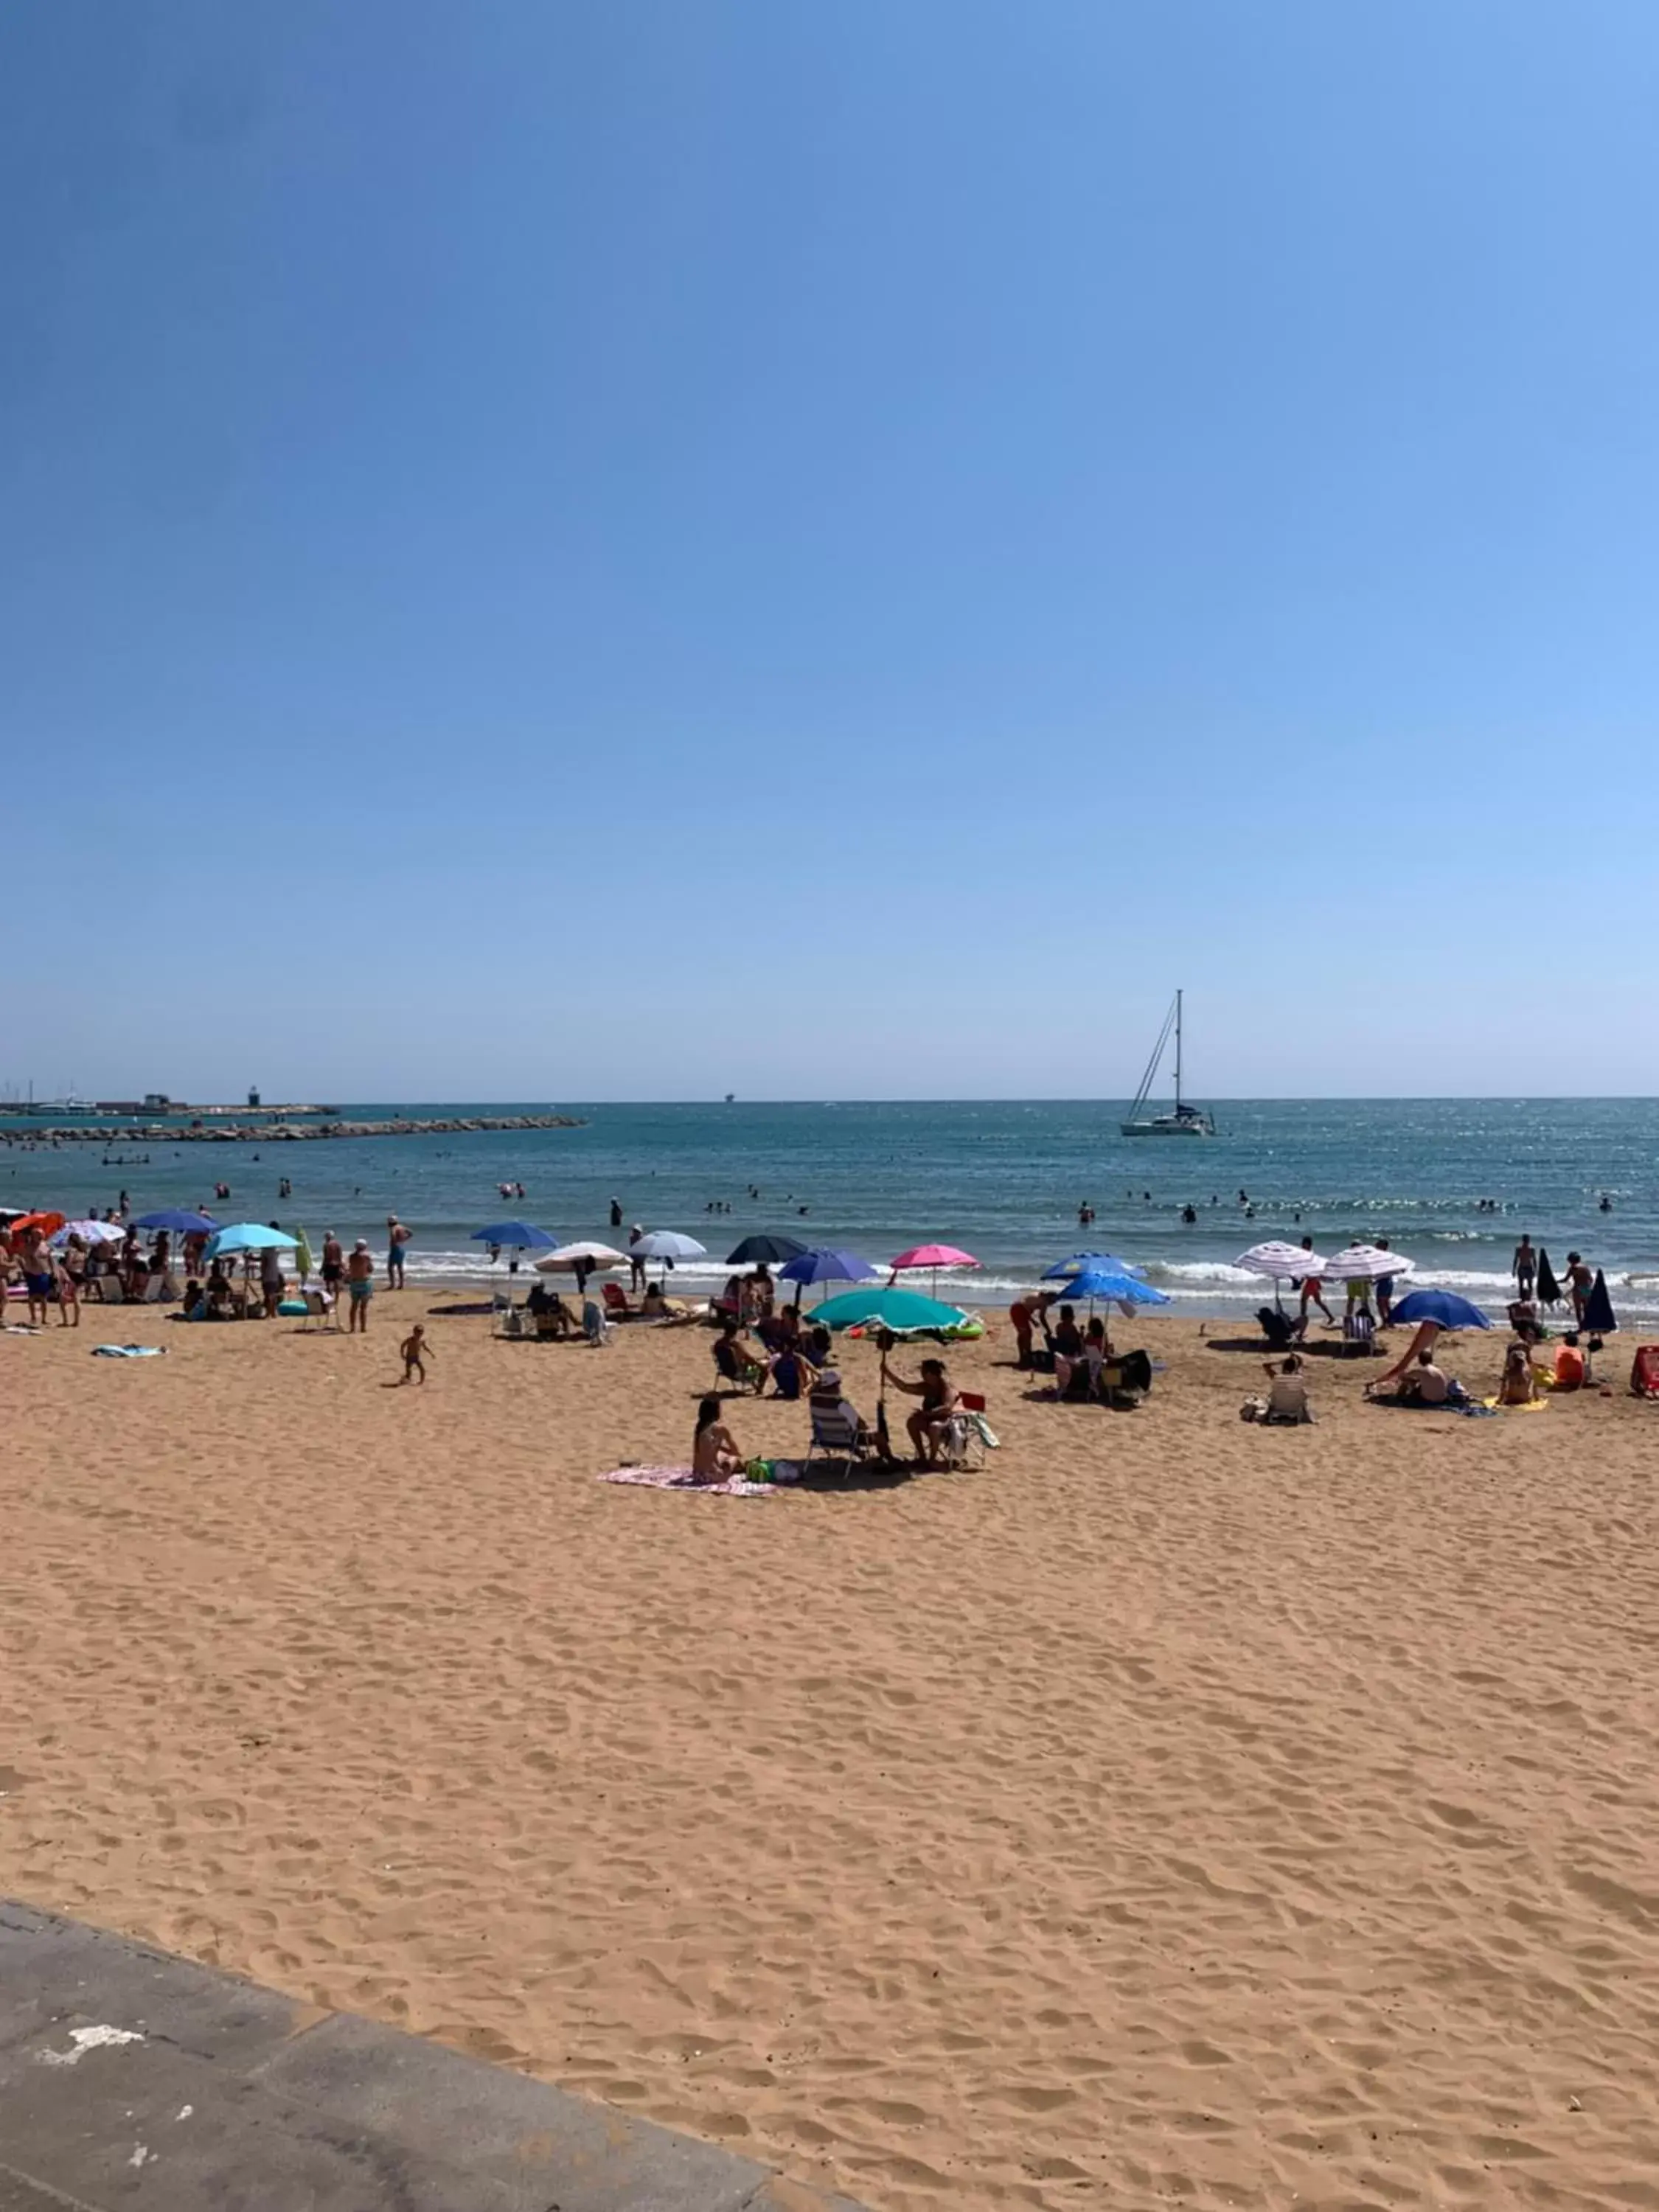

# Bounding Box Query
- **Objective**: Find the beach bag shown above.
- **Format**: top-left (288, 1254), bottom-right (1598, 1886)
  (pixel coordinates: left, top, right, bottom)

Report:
top-left (1631, 1346), bottom-right (1659, 1399)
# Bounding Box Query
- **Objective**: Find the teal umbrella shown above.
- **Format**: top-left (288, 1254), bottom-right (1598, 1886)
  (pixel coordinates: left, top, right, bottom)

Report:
top-left (812, 1286), bottom-right (971, 1335)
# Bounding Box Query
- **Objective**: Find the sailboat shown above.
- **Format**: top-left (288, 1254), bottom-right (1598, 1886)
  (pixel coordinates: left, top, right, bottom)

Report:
top-left (1121, 990), bottom-right (1215, 1137)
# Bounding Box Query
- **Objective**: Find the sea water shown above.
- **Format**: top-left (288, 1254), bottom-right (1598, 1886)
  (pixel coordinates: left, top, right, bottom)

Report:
top-left (4, 1098), bottom-right (1657, 1318)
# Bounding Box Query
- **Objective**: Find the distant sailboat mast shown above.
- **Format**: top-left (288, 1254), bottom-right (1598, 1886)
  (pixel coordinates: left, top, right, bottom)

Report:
top-left (1121, 990), bottom-right (1215, 1137)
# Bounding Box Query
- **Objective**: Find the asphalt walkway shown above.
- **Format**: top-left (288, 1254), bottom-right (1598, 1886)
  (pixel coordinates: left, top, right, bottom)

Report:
top-left (0, 1899), bottom-right (862, 2212)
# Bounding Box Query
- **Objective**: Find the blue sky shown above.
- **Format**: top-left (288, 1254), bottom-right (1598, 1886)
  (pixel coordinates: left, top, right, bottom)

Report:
top-left (5, 0), bottom-right (1658, 1100)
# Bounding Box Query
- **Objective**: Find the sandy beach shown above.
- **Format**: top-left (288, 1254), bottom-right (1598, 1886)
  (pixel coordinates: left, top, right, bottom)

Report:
top-left (4, 1298), bottom-right (1659, 2210)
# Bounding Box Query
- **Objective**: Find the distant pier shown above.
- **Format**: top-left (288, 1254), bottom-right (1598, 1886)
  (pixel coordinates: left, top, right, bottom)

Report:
top-left (0, 1113), bottom-right (585, 1146)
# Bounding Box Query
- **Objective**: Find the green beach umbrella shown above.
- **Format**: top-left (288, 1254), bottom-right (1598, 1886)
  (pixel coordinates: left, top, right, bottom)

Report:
top-left (811, 1286), bottom-right (972, 1335)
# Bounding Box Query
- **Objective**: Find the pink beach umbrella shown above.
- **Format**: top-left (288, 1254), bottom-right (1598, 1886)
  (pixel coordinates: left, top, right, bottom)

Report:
top-left (888, 1242), bottom-right (980, 1296)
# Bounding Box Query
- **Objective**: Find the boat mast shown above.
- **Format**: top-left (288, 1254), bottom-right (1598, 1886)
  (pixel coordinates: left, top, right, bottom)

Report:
top-left (1174, 990), bottom-right (1183, 1109)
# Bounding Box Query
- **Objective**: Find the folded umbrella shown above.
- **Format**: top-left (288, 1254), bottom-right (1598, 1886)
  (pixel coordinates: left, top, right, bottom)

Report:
top-left (1584, 1270), bottom-right (1618, 1335)
top-left (1534, 1249), bottom-right (1562, 1306)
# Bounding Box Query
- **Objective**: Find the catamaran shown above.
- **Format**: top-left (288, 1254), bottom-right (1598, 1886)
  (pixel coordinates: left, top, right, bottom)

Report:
top-left (1121, 990), bottom-right (1215, 1138)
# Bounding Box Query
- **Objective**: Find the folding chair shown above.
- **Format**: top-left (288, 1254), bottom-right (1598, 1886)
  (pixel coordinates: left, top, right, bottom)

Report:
top-left (939, 1391), bottom-right (996, 1469)
top-left (804, 1395), bottom-right (874, 1473)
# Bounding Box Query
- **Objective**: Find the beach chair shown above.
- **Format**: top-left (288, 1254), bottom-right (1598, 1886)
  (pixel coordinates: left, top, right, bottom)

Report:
top-left (804, 1394), bottom-right (874, 1474)
top-left (714, 1338), bottom-right (765, 1392)
top-left (299, 1287), bottom-right (340, 1333)
top-left (1257, 1306), bottom-right (1301, 1352)
top-left (602, 1282), bottom-right (634, 1321)
top-left (1341, 1308), bottom-right (1377, 1357)
top-left (582, 1301), bottom-right (613, 1347)
top-left (939, 1391), bottom-right (996, 1470)
top-left (89, 1275), bottom-right (124, 1305)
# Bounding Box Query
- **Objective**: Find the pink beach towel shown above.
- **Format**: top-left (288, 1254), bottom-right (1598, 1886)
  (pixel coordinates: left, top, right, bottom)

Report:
top-left (599, 1464), bottom-right (775, 1497)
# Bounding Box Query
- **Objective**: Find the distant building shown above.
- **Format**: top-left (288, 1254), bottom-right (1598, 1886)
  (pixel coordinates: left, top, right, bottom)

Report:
top-left (248, 1086), bottom-right (261, 1108)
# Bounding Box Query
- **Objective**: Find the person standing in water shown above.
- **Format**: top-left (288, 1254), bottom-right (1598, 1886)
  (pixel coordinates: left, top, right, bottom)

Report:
top-left (1512, 1234), bottom-right (1536, 1301)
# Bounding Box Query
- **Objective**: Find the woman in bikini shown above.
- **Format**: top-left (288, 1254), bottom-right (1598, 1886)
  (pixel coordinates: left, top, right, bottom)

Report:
top-left (692, 1396), bottom-right (744, 1483)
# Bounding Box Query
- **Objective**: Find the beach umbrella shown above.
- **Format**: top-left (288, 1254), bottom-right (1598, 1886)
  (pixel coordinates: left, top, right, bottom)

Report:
top-left (779, 1248), bottom-right (880, 1302)
top-left (1236, 1240), bottom-right (1330, 1281)
top-left (1061, 1266), bottom-right (1172, 1320)
top-left (50, 1220), bottom-right (126, 1247)
top-left (1388, 1288), bottom-right (1491, 1332)
top-left (1323, 1243), bottom-right (1414, 1282)
top-left (1042, 1250), bottom-right (1147, 1282)
top-left (810, 1286), bottom-right (971, 1335)
top-left (134, 1209), bottom-right (218, 1234)
top-left (535, 1241), bottom-right (626, 1274)
top-left (204, 1222), bottom-right (299, 1259)
top-left (1581, 1268), bottom-right (1618, 1380)
top-left (889, 1242), bottom-right (980, 1296)
top-left (470, 1221), bottom-right (556, 1250)
top-left (1584, 1270), bottom-right (1618, 1337)
top-left (7, 1211), bottom-right (65, 1242)
top-left (1535, 1249), bottom-right (1562, 1306)
top-left (726, 1233), bottom-right (808, 1266)
top-left (630, 1230), bottom-right (707, 1265)
top-left (1236, 1239), bottom-right (1329, 1314)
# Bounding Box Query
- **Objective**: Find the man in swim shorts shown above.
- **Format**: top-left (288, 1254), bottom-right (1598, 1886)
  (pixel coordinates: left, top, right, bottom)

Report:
top-left (1295, 1236), bottom-right (1335, 1327)
top-left (347, 1239), bottom-right (375, 1333)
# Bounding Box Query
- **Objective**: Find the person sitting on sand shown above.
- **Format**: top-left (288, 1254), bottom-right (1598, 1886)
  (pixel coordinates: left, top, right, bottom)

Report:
top-left (692, 1395), bottom-right (744, 1483)
top-left (398, 1323), bottom-right (434, 1385)
top-left (714, 1318), bottom-right (768, 1394)
top-left (1248, 1354), bottom-right (1312, 1425)
top-left (887, 1356), bottom-right (961, 1467)
top-left (1047, 1304), bottom-right (1084, 1363)
top-left (526, 1280), bottom-right (574, 1338)
top-left (1397, 1349), bottom-right (1454, 1405)
top-left (1497, 1343), bottom-right (1538, 1405)
top-left (1055, 1315), bottom-right (1111, 1401)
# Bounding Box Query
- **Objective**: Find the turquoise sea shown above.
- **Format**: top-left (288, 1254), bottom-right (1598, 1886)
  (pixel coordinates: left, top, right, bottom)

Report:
top-left (4, 1099), bottom-right (1658, 1318)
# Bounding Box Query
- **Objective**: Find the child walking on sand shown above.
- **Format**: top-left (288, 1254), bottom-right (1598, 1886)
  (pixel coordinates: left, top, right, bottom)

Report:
top-left (398, 1324), bottom-right (433, 1385)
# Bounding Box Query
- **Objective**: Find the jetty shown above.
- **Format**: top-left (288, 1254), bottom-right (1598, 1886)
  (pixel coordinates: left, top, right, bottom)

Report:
top-left (0, 1113), bottom-right (584, 1147)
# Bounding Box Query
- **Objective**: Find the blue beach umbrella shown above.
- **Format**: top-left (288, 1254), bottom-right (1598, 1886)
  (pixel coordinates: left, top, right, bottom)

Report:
top-left (1042, 1251), bottom-right (1147, 1282)
top-left (1388, 1288), bottom-right (1491, 1332)
top-left (134, 1208), bottom-right (218, 1234)
top-left (470, 1221), bottom-right (556, 1250)
top-left (810, 1286), bottom-right (972, 1335)
top-left (1061, 1267), bottom-right (1172, 1315)
top-left (778, 1248), bottom-right (880, 1302)
top-left (204, 1222), bottom-right (299, 1259)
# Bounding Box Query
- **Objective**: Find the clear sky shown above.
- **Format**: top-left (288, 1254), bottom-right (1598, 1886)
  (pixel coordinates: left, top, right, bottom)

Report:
top-left (6, 1), bottom-right (1658, 1102)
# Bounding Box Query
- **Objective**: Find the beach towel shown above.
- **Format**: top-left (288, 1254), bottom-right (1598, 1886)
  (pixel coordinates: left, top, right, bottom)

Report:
top-left (599, 1464), bottom-right (775, 1497)
top-left (91, 1343), bottom-right (167, 1358)
top-left (1479, 1394), bottom-right (1547, 1412)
